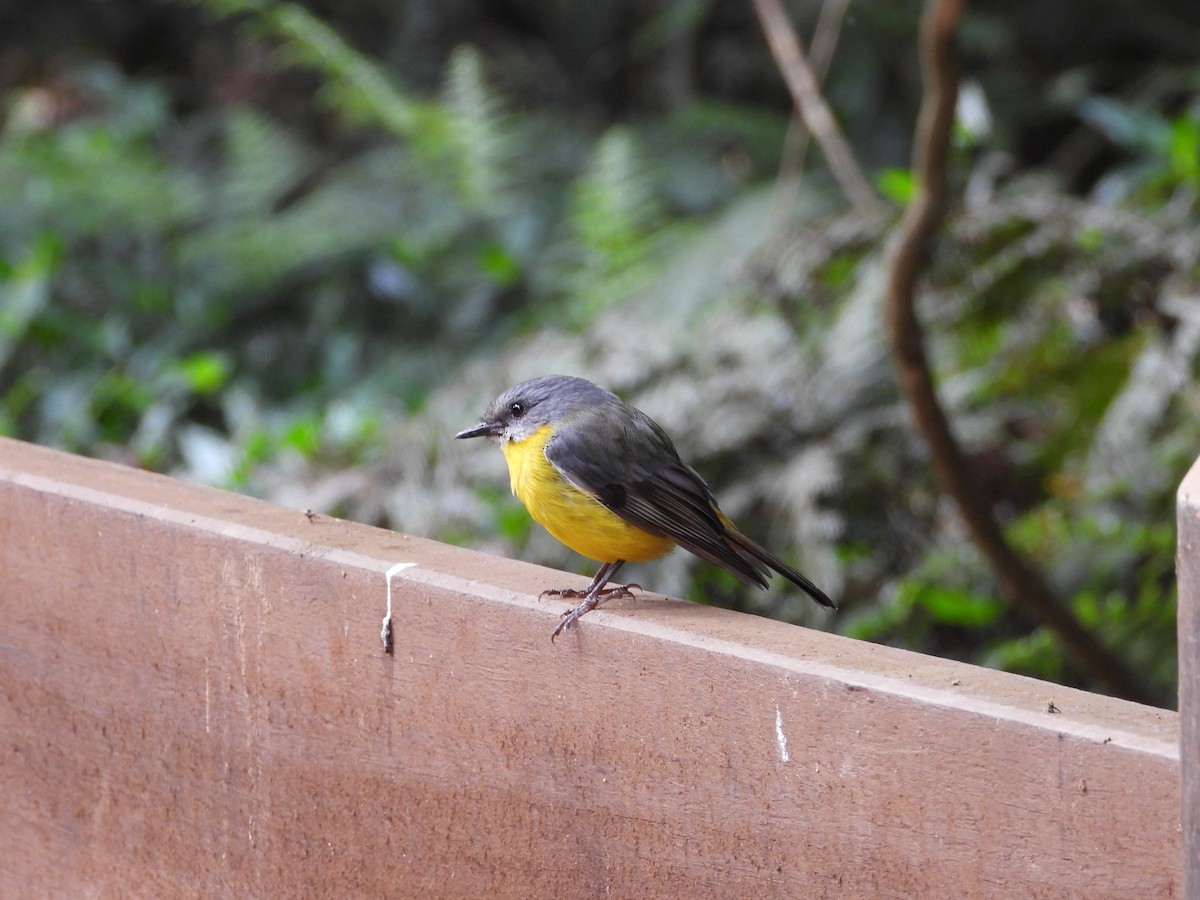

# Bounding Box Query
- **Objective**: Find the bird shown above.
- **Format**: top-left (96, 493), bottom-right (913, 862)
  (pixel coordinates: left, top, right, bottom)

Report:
top-left (456, 375), bottom-right (835, 640)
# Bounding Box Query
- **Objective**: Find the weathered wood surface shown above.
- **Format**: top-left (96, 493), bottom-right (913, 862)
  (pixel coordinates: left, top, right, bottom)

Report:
top-left (0, 437), bottom-right (1180, 898)
top-left (1178, 456), bottom-right (1200, 900)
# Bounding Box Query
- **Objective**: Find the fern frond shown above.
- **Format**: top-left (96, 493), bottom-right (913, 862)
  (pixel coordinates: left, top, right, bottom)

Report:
top-left (193, 0), bottom-right (448, 148)
top-left (572, 128), bottom-right (660, 269)
top-left (442, 45), bottom-right (513, 213)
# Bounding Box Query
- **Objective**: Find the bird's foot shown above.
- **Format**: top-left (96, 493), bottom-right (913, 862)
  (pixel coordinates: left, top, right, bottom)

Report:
top-left (546, 583), bottom-right (642, 641)
top-left (540, 583), bottom-right (641, 601)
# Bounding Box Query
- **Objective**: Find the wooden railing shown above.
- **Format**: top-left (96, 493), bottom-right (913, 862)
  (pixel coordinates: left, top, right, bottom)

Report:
top-left (1177, 455), bottom-right (1200, 897)
top-left (0, 436), bottom-right (1185, 897)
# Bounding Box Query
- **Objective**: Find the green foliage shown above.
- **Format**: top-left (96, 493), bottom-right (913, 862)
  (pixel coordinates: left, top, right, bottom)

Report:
top-left (2, 2), bottom-right (1194, 705)
top-left (0, 1), bottom-right (758, 480)
top-left (837, 186), bottom-right (1189, 701)
top-left (875, 167), bottom-right (914, 205)
top-left (565, 128), bottom-right (668, 322)
top-left (482, 486), bottom-right (537, 545)
top-left (1080, 96), bottom-right (1200, 200)
top-left (201, 0), bottom-right (447, 147)
top-left (442, 46), bottom-right (512, 214)
top-left (986, 509), bottom-right (1177, 697)
top-left (844, 540), bottom-right (1002, 652)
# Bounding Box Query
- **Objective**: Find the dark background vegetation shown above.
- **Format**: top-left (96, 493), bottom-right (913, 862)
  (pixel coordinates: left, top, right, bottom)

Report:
top-left (2, 0), bottom-right (1197, 705)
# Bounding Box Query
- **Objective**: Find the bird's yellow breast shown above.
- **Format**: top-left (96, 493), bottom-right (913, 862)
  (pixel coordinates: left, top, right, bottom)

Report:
top-left (501, 425), bottom-right (675, 564)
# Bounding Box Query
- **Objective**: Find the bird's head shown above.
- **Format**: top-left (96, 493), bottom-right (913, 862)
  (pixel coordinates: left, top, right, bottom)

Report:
top-left (455, 375), bottom-right (615, 444)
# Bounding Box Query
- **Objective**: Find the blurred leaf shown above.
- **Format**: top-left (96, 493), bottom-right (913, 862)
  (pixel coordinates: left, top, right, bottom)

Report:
top-left (178, 352), bottom-right (231, 395)
top-left (0, 236), bottom-right (59, 375)
top-left (283, 414), bottom-right (322, 456)
top-left (478, 241), bottom-right (521, 287)
top-left (204, 0), bottom-right (447, 146)
top-left (1079, 96), bottom-right (1169, 156)
top-left (1168, 113), bottom-right (1200, 186)
top-left (443, 45), bottom-right (512, 212)
top-left (875, 168), bottom-right (914, 205)
top-left (912, 584), bottom-right (1006, 628)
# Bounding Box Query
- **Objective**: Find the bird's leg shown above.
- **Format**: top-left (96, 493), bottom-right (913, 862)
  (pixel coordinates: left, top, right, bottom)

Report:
top-left (545, 560), bottom-right (641, 641)
top-left (540, 561), bottom-right (621, 600)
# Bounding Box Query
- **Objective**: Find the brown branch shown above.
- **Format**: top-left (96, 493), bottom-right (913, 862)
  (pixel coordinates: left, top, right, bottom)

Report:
top-left (810, 0), bottom-right (852, 84)
top-left (771, 0), bottom-right (853, 224)
top-left (752, 0), bottom-right (881, 215)
top-left (883, 0), bottom-right (1156, 705)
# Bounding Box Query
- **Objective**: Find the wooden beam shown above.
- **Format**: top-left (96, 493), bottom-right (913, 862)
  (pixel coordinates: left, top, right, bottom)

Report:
top-left (0, 437), bottom-right (1180, 897)
top-left (1178, 456), bottom-right (1200, 897)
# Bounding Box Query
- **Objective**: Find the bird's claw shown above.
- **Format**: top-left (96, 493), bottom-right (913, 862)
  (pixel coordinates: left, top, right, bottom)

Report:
top-left (539, 587), bottom-right (584, 600)
top-left (547, 583), bottom-right (642, 641)
top-left (539, 583), bottom-right (642, 602)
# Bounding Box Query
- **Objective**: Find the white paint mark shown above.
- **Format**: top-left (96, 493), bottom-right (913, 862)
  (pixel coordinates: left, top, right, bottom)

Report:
top-left (382, 562), bottom-right (416, 654)
top-left (204, 658), bottom-right (211, 735)
top-left (775, 704), bottom-right (790, 763)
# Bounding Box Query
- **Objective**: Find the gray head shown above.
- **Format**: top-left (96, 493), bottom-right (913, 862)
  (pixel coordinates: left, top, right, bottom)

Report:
top-left (455, 375), bottom-right (619, 443)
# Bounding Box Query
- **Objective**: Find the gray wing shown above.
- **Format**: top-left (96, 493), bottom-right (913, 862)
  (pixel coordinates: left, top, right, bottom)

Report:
top-left (543, 406), bottom-right (772, 587)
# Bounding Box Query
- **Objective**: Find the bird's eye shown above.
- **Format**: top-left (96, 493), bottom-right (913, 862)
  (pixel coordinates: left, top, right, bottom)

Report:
top-left (509, 401), bottom-right (526, 418)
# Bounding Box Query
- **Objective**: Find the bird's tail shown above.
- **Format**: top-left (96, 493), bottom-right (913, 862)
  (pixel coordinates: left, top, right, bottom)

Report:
top-left (725, 523), bottom-right (837, 611)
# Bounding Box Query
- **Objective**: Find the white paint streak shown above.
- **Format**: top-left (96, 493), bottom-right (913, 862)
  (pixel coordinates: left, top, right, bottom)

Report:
top-left (775, 704), bottom-right (790, 763)
top-left (382, 562), bottom-right (416, 652)
top-left (204, 658), bottom-right (211, 735)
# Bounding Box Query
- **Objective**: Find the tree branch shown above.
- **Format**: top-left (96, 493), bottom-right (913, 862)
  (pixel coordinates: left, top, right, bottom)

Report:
top-left (771, 0), bottom-right (853, 224)
top-left (883, 0), bottom-right (1156, 705)
top-left (752, 0), bottom-right (881, 215)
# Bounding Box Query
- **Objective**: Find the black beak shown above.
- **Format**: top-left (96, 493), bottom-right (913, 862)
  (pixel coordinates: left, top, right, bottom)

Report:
top-left (455, 420), bottom-right (501, 440)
